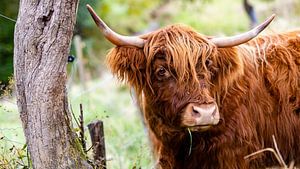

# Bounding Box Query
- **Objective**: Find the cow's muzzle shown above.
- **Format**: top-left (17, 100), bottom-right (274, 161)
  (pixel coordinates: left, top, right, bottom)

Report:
top-left (181, 102), bottom-right (220, 131)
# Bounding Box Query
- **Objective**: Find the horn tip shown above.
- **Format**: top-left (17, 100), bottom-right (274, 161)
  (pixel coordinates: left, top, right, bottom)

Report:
top-left (255, 14), bottom-right (276, 35)
top-left (86, 4), bottom-right (91, 9)
top-left (263, 14), bottom-right (276, 26)
top-left (86, 4), bottom-right (105, 29)
top-left (269, 14), bottom-right (276, 22)
top-left (86, 4), bottom-right (93, 14)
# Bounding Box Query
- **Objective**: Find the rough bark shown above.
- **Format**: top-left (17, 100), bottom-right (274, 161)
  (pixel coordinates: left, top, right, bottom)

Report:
top-left (14, 0), bottom-right (91, 168)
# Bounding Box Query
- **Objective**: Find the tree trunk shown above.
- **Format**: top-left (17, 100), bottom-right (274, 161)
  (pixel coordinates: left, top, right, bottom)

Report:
top-left (14, 0), bottom-right (91, 168)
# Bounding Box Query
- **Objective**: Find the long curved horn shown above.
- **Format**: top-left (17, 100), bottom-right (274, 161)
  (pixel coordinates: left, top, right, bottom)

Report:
top-left (211, 14), bottom-right (275, 48)
top-left (86, 4), bottom-right (146, 48)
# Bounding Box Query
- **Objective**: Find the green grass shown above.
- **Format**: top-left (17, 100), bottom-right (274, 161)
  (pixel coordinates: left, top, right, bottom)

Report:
top-left (68, 74), bottom-right (154, 168)
top-left (0, 74), bottom-right (154, 168)
top-left (0, 99), bottom-right (27, 169)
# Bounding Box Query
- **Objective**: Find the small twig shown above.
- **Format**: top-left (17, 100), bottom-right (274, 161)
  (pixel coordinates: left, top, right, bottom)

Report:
top-left (244, 148), bottom-right (282, 165)
top-left (86, 144), bottom-right (94, 152)
top-left (79, 104), bottom-right (87, 153)
top-left (272, 135), bottom-right (287, 168)
top-left (16, 161), bottom-right (26, 167)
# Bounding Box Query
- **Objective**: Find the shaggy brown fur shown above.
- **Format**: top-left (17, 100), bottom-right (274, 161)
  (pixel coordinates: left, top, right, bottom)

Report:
top-left (107, 24), bottom-right (300, 169)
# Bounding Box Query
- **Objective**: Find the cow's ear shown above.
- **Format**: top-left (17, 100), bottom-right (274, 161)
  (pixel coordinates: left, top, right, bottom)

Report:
top-left (213, 47), bottom-right (244, 87)
top-left (107, 46), bottom-right (146, 90)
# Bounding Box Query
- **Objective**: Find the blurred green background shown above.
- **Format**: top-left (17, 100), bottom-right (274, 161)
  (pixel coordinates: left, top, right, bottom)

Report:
top-left (0, 0), bottom-right (299, 168)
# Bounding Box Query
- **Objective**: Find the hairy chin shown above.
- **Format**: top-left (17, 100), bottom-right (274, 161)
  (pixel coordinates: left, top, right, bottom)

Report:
top-left (189, 126), bottom-right (212, 132)
top-left (186, 123), bottom-right (223, 134)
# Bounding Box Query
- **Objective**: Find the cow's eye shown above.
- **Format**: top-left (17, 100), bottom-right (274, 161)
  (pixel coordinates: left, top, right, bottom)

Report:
top-left (155, 66), bottom-right (170, 80)
top-left (157, 67), bottom-right (166, 76)
top-left (205, 59), bottom-right (213, 67)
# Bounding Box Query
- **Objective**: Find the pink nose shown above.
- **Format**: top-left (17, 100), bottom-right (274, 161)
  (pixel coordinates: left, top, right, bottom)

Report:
top-left (192, 103), bottom-right (216, 117)
top-left (182, 103), bottom-right (220, 127)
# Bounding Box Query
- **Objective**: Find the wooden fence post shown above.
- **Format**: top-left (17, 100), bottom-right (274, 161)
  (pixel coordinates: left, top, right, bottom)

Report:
top-left (88, 120), bottom-right (106, 169)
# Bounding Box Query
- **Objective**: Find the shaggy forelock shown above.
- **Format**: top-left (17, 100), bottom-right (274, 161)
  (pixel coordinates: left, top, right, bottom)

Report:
top-left (144, 24), bottom-right (216, 85)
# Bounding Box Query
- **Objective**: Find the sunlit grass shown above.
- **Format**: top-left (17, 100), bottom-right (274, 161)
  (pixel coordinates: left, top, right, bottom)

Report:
top-left (0, 73), bottom-right (154, 168)
top-left (0, 99), bottom-right (27, 169)
top-left (68, 73), bottom-right (154, 168)
top-left (0, 100), bottom-right (24, 144)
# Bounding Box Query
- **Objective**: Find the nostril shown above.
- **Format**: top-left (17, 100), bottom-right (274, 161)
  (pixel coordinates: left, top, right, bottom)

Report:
top-left (192, 106), bottom-right (201, 117)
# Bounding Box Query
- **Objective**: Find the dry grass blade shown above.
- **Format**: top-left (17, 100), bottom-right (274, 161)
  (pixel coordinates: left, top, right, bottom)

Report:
top-left (244, 135), bottom-right (290, 169)
top-left (288, 160), bottom-right (295, 169)
top-left (187, 128), bottom-right (192, 156)
top-left (244, 148), bottom-right (282, 164)
top-left (272, 135), bottom-right (287, 168)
